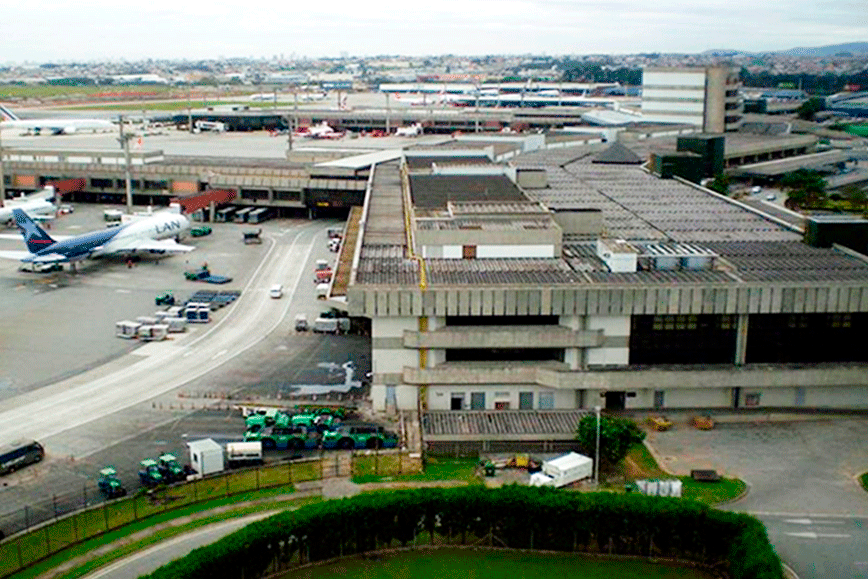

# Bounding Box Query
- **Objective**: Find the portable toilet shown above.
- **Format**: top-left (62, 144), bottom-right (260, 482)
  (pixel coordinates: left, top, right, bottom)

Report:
top-left (187, 438), bottom-right (224, 477)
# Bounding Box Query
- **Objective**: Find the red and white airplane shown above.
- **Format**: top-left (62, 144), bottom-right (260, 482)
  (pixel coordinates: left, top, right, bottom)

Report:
top-left (294, 121), bottom-right (344, 140)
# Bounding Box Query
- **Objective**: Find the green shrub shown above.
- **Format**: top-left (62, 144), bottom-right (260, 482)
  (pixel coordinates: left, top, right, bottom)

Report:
top-left (141, 486), bottom-right (783, 579)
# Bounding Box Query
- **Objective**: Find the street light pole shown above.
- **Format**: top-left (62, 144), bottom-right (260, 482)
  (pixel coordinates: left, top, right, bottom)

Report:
top-left (594, 405), bottom-right (602, 486)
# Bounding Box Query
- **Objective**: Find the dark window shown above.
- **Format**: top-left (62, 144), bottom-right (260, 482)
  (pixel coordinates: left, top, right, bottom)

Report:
top-left (746, 313), bottom-right (868, 363)
top-left (463, 245), bottom-right (477, 259)
top-left (630, 315), bottom-right (737, 365)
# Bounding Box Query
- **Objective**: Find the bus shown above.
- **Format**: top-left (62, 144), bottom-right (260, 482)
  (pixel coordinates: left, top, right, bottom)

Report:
top-left (248, 208), bottom-right (271, 224)
top-left (0, 439), bottom-right (45, 475)
top-left (215, 206), bottom-right (237, 223)
top-left (233, 207), bottom-right (254, 223)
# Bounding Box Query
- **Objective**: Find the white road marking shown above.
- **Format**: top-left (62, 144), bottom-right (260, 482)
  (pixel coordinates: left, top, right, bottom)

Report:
top-left (115, 289), bottom-right (131, 294)
top-left (784, 518), bottom-right (813, 525)
top-left (784, 532), bottom-right (851, 539)
top-left (210, 349), bottom-right (227, 360)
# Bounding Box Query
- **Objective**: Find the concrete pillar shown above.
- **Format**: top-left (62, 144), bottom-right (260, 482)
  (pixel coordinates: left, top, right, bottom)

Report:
top-left (209, 201), bottom-right (216, 222)
top-left (734, 314), bottom-right (749, 366)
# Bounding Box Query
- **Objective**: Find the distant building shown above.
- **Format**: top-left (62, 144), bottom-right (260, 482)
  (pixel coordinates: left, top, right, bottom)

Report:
top-left (641, 66), bottom-right (742, 132)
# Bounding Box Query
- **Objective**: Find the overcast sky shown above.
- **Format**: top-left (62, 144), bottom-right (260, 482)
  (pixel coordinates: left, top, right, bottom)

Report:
top-left (2, 0), bottom-right (866, 63)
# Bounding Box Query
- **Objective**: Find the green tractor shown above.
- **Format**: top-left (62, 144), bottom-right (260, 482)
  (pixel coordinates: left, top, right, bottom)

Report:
top-left (157, 453), bottom-right (186, 483)
top-left (138, 459), bottom-right (164, 488)
top-left (97, 467), bottom-right (127, 498)
top-left (155, 292), bottom-right (175, 306)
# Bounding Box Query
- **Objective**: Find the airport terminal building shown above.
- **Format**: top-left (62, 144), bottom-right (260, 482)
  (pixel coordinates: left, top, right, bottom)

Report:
top-left (346, 142), bottom-right (868, 413)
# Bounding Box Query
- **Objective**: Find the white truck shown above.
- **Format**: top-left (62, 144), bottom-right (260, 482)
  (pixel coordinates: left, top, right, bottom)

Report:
top-left (529, 452), bottom-right (593, 488)
top-left (226, 441), bottom-right (263, 468)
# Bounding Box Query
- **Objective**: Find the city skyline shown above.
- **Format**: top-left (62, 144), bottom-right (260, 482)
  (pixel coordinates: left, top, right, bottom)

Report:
top-left (3, 0), bottom-right (866, 63)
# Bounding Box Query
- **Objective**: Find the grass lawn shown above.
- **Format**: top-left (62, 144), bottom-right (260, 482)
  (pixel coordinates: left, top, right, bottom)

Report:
top-left (0, 484), bottom-right (302, 579)
top-left (279, 547), bottom-right (715, 579)
top-left (623, 444), bottom-right (745, 505)
top-left (5, 488), bottom-right (314, 579)
top-left (352, 457), bottom-right (479, 485)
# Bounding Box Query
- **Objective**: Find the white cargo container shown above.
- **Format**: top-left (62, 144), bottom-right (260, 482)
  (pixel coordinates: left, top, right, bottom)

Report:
top-left (136, 316), bottom-right (159, 325)
top-left (116, 320), bottom-right (142, 339)
top-left (529, 452), bottom-right (593, 488)
top-left (226, 441), bottom-right (263, 468)
top-left (165, 317), bottom-right (187, 333)
top-left (313, 317), bottom-right (338, 334)
top-left (187, 438), bottom-right (224, 477)
top-left (137, 324), bottom-right (168, 341)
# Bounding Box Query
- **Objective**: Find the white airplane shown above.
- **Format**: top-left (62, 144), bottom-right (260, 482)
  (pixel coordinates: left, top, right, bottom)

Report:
top-left (0, 207), bottom-right (194, 268)
top-left (295, 121), bottom-right (344, 140)
top-left (395, 123), bottom-right (423, 137)
top-left (1, 187), bottom-right (58, 224)
top-left (193, 120), bottom-right (226, 133)
top-left (0, 105), bottom-right (115, 135)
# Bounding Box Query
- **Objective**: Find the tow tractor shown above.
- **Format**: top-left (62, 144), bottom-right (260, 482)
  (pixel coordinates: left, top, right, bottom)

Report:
top-left (184, 265), bottom-right (233, 284)
top-left (97, 467), bottom-right (127, 498)
top-left (138, 459), bottom-right (164, 488)
top-left (157, 453), bottom-right (186, 483)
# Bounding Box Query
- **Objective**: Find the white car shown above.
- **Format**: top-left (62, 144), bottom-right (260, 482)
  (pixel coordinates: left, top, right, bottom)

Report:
top-left (269, 284), bottom-right (283, 299)
top-left (765, 193), bottom-right (777, 201)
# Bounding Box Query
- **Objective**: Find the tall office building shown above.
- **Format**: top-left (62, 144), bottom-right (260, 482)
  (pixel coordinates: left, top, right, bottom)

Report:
top-left (641, 66), bottom-right (742, 132)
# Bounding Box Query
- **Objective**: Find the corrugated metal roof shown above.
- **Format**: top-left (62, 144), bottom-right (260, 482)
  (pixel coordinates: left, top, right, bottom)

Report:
top-left (423, 410), bottom-right (589, 438)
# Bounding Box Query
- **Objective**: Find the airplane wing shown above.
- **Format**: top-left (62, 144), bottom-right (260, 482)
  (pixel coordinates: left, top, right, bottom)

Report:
top-left (108, 238), bottom-right (196, 254)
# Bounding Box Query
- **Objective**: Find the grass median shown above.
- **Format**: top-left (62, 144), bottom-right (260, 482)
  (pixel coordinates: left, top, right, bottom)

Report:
top-left (7, 486), bottom-right (318, 579)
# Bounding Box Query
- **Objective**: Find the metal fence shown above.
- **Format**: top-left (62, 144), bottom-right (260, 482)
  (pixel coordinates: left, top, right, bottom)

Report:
top-left (0, 450), bottom-right (420, 578)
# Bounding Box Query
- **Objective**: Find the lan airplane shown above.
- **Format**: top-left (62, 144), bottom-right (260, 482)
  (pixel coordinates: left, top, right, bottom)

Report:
top-left (1, 188), bottom-right (58, 224)
top-left (0, 105), bottom-right (115, 135)
top-left (0, 208), bottom-right (194, 268)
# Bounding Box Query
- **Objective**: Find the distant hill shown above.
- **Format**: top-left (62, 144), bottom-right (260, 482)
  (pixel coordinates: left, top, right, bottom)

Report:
top-left (701, 42), bottom-right (868, 57)
top-left (779, 42), bottom-right (868, 57)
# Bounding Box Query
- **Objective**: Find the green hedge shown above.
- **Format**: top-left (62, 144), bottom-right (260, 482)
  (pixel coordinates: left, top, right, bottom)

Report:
top-left (142, 486), bottom-right (782, 579)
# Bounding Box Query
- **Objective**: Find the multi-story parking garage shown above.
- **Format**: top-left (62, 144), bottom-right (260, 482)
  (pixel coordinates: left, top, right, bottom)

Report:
top-left (344, 141), bottom-right (868, 414)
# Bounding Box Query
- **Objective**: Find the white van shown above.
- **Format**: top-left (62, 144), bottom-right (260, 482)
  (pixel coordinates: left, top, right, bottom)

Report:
top-left (269, 284), bottom-right (283, 299)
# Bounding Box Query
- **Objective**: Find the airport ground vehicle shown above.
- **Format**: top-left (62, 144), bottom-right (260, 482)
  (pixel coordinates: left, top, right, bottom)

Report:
top-left (226, 441), bottom-right (263, 468)
top-left (155, 292), bottom-right (175, 306)
top-left (184, 266), bottom-right (233, 284)
top-left (269, 284), bottom-right (283, 298)
top-left (190, 225), bottom-right (212, 237)
top-left (243, 229), bottom-right (262, 244)
top-left (245, 408), bottom-right (288, 430)
top-left (138, 459), bottom-right (164, 487)
top-left (245, 425), bottom-right (320, 450)
top-left (321, 424), bottom-right (398, 450)
top-left (290, 413), bottom-right (340, 433)
top-left (97, 467), bottom-right (127, 498)
top-left (0, 439), bottom-right (44, 475)
top-left (157, 453), bottom-right (185, 482)
top-left (295, 313), bottom-right (309, 331)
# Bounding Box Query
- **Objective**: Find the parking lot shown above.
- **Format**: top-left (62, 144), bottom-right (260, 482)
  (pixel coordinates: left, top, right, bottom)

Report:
top-left (0, 201), bottom-right (375, 534)
top-left (645, 416), bottom-right (868, 516)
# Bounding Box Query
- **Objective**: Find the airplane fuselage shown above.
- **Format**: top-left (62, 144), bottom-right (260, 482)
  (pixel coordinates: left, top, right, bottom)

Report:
top-left (29, 213), bottom-right (190, 261)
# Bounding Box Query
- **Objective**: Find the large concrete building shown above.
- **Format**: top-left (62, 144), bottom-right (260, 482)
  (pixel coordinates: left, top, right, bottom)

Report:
top-left (641, 66), bottom-right (743, 132)
top-left (345, 140), bottom-right (868, 414)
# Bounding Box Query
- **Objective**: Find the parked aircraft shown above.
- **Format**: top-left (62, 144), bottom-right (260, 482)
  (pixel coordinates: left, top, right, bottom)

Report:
top-left (193, 120), bottom-right (226, 133)
top-left (0, 105), bottom-right (115, 135)
top-left (1, 187), bottom-right (58, 224)
top-left (395, 123), bottom-right (423, 137)
top-left (295, 121), bottom-right (344, 140)
top-left (0, 208), bottom-right (193, 268)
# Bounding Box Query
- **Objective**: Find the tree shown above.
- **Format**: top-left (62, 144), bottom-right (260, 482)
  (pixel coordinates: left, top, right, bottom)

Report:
top-left (842, 184), bottom-right (867, 212)
top-left (575, 414), bottom-right (645, 476)
top-left (707, 174), bottom-right (731, 195)
top-left (781, 169), bottom-right (827, 208)
top-left (796, 97), bottom-right (826, 121)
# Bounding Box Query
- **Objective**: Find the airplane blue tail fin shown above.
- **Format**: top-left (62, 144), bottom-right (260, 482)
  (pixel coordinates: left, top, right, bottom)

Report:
top-left (0, 105), bottom-right (19, 122)
top-left (13, 209), bottom-right (55, 253)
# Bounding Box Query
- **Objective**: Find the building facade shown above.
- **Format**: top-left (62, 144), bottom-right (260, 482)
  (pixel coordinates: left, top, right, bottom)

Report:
top-left (347, 142), bottom-right (868, 414)
top-left (641, 66), bottom-right (743, 132)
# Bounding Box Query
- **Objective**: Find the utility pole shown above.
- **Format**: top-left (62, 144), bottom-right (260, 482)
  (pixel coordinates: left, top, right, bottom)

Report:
top-left (118, 116), bottom-right (133, 213)
top-left (0, 126), bottom-right (5, 203)
top-left (187, 85), bottom-right (195, 133)
top-left (594, 405), bottom-right (602, 487)
top-left (385, 92), bottom-right (391, 135)
top-left (285, 114), bottom-right (293, 155)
